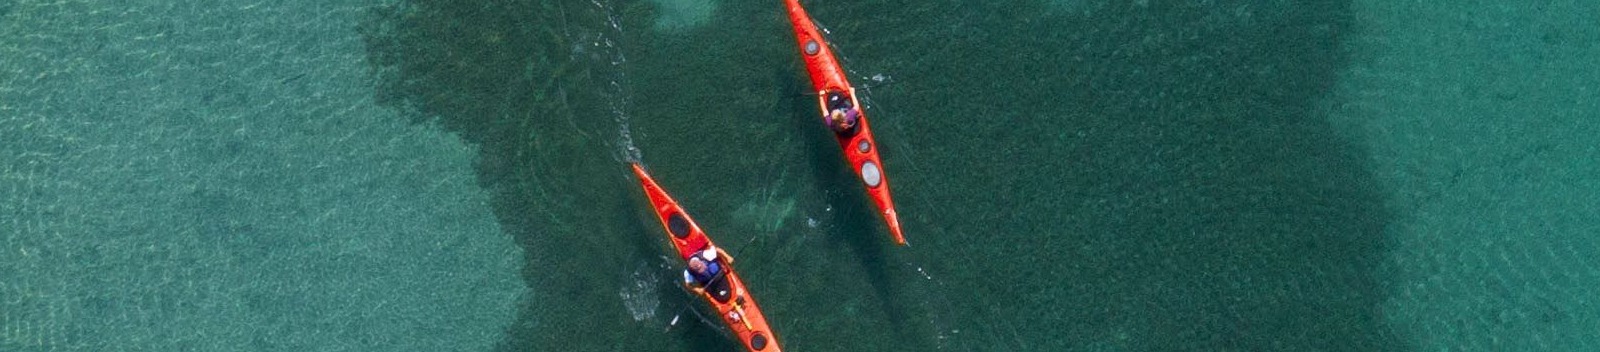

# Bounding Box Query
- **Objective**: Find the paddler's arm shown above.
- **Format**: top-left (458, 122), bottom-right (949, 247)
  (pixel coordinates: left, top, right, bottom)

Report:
top-left (716, 247), bottom-right (734, 264)
top-left (682, 270), bottom-right (707, 294)
top-left (685, 283), bottom-right (706, 295)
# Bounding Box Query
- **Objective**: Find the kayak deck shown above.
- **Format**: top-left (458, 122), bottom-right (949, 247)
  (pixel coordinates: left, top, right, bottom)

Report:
top-left (631, 163), bottom-right (781, 352)
top-left (784, 0), bottom-right (906, 245)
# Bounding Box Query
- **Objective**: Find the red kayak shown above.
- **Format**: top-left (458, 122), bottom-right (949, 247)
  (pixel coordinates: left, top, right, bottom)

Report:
top-left (783, 0), bottom-right (906, 245)
top-left (631, 163), bottom-right (782, 352)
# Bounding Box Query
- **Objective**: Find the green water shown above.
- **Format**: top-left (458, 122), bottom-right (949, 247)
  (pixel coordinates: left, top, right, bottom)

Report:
top-left (3, 0), bottom-right (1597, 351)
top-left (366, 0), bottom-right (1391, 350)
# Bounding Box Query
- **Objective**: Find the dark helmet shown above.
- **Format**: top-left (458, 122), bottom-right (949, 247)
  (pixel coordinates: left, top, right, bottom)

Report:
top-left (826, 91), bottom-right (851, 109)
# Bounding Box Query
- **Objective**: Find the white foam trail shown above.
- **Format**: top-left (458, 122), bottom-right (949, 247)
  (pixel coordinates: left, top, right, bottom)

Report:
top-left (580, 0), bottom-right (642, 164)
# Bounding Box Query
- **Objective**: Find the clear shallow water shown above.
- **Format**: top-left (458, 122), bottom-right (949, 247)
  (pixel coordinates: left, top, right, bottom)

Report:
top-left (3, 0), bottom-right (1597, 351)
top-left (1, 1), bottom-right (522, 350)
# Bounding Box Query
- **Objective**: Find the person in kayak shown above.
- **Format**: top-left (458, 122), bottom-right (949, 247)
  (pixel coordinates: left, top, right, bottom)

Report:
top-left (683, 245), bottom-right (735, 301)
top-left (825, 91), bottom-right (860, 134)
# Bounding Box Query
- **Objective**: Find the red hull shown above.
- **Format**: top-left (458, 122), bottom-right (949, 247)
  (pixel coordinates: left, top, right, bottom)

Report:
top-left (631, 164), bottom-right (782, 352)
top-left (784, 0), bottom-right (906, 245)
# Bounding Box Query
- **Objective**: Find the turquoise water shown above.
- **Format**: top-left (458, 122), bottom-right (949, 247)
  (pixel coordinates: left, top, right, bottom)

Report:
top-left (3, 0), bottom-right (1597, 351)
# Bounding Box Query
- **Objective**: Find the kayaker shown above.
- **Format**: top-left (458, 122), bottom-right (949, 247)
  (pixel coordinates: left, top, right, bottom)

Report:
top-left (829, 108), bottom-right (859, 132)
top-left (683, 245), bottom-right (735, 296)
top-left (825, 91), bottom-right (859, 133)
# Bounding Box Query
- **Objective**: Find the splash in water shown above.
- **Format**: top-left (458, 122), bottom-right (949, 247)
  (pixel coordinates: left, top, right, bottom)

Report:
top-left (619, 261), bottom-right (662, 322)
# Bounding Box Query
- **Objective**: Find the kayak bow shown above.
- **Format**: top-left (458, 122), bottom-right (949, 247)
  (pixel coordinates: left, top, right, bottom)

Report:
top-left (784, 0), bottom-right (907, 245)
top-left (631, 163), bottom-right (782, 352)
